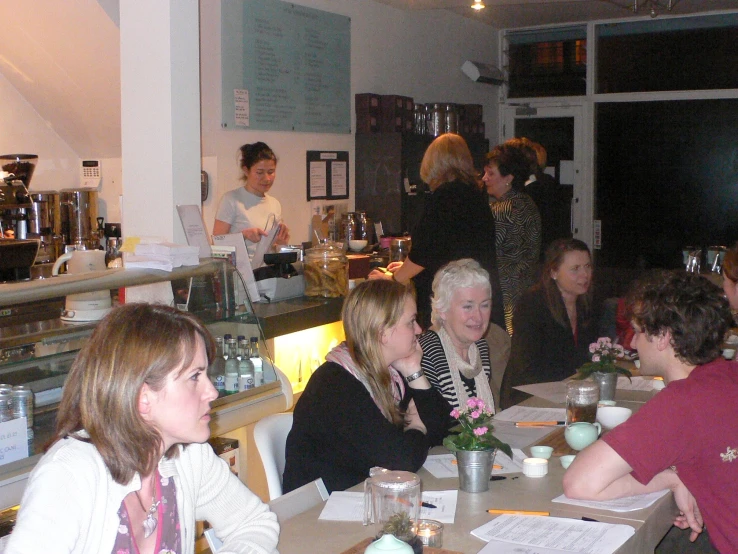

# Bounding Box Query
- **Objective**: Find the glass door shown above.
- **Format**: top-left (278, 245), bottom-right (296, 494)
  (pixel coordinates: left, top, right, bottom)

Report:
top-left (500, 105), bottom-right (591, 251)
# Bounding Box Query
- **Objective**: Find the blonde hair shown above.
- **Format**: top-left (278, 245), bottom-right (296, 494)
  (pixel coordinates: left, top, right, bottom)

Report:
top-left (54, 303), bottom-right (215, 484)
top-left (419, 133), bottom-right (479, 190)
top-left (341, 280), bottom-right (414, 426)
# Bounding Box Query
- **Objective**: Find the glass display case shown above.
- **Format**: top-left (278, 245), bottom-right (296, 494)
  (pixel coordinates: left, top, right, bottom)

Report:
top-left (0, 259), bottom-right (342, 510)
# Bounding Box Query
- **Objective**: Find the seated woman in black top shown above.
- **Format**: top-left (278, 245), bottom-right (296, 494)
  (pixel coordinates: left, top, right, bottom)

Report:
top-left (501, 239), bottom-right (598, 409)
top-left (420, 259), bottom-right (498, 412)
top-left (282, 279), bottom-right (451, 494)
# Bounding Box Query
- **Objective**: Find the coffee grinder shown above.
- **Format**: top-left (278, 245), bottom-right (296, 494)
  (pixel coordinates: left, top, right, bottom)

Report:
top-left (0, 154), bottom-right (36, 240)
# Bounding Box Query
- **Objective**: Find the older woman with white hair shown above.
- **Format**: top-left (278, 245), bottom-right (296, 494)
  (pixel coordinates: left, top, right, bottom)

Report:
top-left (419, 259), bottom-right (497, 411)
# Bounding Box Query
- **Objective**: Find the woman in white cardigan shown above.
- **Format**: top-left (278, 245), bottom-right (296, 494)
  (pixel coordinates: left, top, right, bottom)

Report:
top-left (6, 303), bottom-right (279, 554)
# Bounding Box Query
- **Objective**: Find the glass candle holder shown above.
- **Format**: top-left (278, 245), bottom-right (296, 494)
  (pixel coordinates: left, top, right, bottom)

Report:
top-left (415, 519), bottom-right (443, 548)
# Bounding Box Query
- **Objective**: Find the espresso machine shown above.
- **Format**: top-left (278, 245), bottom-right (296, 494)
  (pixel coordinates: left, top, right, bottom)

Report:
top-left (0, 154), bottom-right (36, 240)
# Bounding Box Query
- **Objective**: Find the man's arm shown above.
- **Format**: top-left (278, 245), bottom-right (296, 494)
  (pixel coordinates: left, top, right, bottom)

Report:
top-left (563, 440), bottom-right (704, 540)
top-left (563, 440), bottom-right (670, 499)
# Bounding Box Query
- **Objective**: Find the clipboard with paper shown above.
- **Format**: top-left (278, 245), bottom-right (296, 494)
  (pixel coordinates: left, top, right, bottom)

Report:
top-left (251, 213), bottom-right (281, 269)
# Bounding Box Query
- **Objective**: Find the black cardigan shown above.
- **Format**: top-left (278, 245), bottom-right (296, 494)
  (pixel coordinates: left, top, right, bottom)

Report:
top-left (501, 286), bottom-right (598, 409)
top-left (282, 362), bottom-right (452, 494)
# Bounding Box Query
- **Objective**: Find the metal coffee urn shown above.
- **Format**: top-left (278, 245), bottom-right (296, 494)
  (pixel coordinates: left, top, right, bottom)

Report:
top-left (60, 189), bottom-right (100, 251)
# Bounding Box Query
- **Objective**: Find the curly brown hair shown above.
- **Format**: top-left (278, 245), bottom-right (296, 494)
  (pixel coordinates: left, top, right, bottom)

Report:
top-left (627, 270), bottom-right (732, 365)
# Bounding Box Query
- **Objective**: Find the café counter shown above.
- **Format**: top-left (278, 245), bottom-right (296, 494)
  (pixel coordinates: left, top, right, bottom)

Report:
top-left (0, 260), bottom-right (344, 509)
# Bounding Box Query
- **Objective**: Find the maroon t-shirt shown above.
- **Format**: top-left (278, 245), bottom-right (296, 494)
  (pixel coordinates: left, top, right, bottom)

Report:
top-left (603, 359), bottom-right (738, 552)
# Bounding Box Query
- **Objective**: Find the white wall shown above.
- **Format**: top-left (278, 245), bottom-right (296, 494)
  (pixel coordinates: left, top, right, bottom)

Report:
top-left (199, 0), bottom-right (500, 245)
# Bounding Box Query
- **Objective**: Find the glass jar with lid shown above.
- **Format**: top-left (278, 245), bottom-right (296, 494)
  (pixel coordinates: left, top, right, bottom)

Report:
top-left (304, 241), bottom-right (349, 297)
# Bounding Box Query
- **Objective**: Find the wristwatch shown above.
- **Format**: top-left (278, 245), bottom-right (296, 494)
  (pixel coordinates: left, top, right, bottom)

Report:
top-left (405, 370), bottom-right (424, 383)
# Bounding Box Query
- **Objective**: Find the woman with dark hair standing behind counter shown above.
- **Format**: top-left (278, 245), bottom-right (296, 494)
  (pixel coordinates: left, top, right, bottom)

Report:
top-left (483, 142), bottom-right (542, 335)
top-left (213, 142), bottom-right (289, 257)
top-left (369, 133), bottom-right (504, 331)
top-left (501, 238), bottom-right (598, 408)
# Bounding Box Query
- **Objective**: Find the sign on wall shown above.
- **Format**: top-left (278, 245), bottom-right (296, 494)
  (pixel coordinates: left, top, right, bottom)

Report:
top-left (221, 0), bottom-right (351, 134)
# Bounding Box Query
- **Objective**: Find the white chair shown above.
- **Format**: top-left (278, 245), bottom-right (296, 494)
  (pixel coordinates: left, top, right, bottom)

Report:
top-left (201, 478), bottom-right (328, 552)
top-left (253, 412), bottom-right (294, 500)
top-left (268, 477), bottom-right (329, 523)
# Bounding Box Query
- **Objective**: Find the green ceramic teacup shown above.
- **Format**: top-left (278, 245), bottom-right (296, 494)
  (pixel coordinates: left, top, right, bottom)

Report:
top-left (564, 422), bottom-right (601, 451)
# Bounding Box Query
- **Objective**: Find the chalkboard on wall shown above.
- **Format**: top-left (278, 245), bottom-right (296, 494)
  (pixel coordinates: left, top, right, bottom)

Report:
top-left (221, 0), bottom-right (351, 134)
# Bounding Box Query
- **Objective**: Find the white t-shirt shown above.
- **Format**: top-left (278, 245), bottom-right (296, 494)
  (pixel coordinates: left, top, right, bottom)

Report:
top-left (215, 186), bottom-right (282, 257)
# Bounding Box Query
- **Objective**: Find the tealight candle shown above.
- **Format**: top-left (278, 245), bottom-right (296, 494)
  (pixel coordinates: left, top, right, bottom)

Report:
top-left (415, 519), bottom-right (443, 548)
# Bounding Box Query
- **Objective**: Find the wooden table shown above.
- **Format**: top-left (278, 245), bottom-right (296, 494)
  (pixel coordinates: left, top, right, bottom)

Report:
top-left (277, 389), bottom-right (677, 554)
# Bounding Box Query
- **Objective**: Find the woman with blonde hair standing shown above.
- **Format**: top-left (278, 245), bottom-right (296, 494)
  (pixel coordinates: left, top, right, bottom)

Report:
top-left (369, 133), bottom-right (504, 331)
top-left (283, 279), bottom-right (451, 494)
top-left (6, 304), bottom-right (278, 554)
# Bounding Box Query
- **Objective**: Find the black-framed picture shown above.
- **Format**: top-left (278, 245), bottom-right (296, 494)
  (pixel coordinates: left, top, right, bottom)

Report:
top-left (306, 150), bottom-right (349, 200)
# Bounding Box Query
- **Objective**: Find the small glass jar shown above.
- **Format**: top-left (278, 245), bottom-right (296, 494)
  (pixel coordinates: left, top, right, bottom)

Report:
top-left (304, 242), bottom-right (349, 298)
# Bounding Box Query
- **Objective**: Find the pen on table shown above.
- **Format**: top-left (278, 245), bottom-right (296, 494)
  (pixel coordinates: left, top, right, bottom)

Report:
top-left (514, 421), bottom-right (565, 427)
top-left (489, 476), bottom-right (506, 482)
top-left (487, 509), bottom-right (550, 516)
top-left (421, 502), bottom-right (436, 509)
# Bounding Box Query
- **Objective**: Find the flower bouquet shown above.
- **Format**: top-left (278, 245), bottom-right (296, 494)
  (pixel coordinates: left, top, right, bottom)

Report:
top-left (574, 337), bottom-right (632, 380)
top-left (443, 398), bottom-right (512, 458)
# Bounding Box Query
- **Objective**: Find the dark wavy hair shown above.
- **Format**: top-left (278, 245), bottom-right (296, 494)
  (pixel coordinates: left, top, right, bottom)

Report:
top-left (627, 270), bottom-right (732, 365)
top-left (536, 238), bottom-right (593, 330)
top-left (239, 141), bottom-right (277, 179)
top-left (486, 142), bottom-right (533, 191)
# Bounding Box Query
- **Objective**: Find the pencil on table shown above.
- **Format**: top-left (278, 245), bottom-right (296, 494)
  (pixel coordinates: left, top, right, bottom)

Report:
top-left (515, 421), bottom-right (565, 427)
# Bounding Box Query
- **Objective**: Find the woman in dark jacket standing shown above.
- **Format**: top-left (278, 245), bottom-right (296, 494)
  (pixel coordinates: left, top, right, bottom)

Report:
top-left (483, 142), bottom-right (542, 335)
top-left (501, 239), bottom-right (598, 408)
top-left (369, 133), bottom-right (504, 330)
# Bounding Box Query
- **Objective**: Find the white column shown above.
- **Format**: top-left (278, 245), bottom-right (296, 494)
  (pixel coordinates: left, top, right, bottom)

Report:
top-left (119, 0), bottom-right (201, 243)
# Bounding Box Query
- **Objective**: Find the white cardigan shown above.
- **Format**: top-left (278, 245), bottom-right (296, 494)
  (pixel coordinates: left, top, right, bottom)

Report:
top-left (6, 437), bottom-right (279, 554)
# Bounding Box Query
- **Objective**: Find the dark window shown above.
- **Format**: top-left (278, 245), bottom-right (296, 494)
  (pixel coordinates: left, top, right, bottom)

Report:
top-left (507, 27), bottom-right (587, 98)
top-left (596, 15), bottom-right (738, 94)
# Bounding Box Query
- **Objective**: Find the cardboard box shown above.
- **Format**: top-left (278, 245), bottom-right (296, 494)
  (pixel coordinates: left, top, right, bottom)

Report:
top-left (208, 436), bottom-right (240, 477)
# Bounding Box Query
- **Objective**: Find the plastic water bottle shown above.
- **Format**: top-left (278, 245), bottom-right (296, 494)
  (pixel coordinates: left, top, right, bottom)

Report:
top-left (250, 336), bottom-right (264, 387)
top-left (224, 337), bottom-right (239, 394)
top-left (238, 337), bottom-right (255, 391)
top-left (210, 336), bottom-right (226, 393)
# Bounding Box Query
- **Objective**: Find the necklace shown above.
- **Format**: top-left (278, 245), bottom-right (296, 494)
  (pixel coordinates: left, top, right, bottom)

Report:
top-left (135, 472), bottom-right (161, 539)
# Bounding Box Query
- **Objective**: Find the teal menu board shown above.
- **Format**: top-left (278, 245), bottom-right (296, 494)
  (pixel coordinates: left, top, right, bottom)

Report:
top-left (221, 0), bottom-right (351, 133)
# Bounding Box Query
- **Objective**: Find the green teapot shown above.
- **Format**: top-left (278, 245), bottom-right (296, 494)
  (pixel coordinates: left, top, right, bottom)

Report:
top-left (564, 422), bottom-right (601, 451)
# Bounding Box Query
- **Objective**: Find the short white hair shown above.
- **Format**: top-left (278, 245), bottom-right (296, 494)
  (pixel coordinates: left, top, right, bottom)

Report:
top-left (430, 259), bottom-right (491, 327)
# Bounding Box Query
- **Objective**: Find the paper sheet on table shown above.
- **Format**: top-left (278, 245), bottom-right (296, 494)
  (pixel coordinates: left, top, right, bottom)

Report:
top-left (472, 514), bottom-right (634, 554)
top-left (490, 421), bottom-right (555, 449)
top-left (318, 490), bottom-right (458, 523)
top-left (494, 406), bottom-right (567, 423)
top-left (514, 381), bottom-right (568, 404)
top-left (616, 376), bottom-right (660, 391)
top-left (552, 489), bottom-right (669, 512)
top-left (423, 449), bottom-right (526, 478)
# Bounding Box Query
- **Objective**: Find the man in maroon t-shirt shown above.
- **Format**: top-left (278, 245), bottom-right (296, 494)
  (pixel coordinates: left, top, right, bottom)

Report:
top-left (563, 271), bottom-right (738, 553)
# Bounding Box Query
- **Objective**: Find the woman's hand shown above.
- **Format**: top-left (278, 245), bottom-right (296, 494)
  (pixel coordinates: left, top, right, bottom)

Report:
top-left (390, 341), bottom-right (422, 378)
top-left (387, 261), bottom-right (404, 272)
top-left (404, 399), bottom-right (427, 434)
top-left (368, 268), bottom-right (394, 280)
top-left (274, 223), bottom-right (290, 245)
top-left (242, 227), bottom-right (268, 243)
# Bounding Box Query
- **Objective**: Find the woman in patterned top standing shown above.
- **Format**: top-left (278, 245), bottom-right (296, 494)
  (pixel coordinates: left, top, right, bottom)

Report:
top-left (483, 142), bottom-right (542, 335)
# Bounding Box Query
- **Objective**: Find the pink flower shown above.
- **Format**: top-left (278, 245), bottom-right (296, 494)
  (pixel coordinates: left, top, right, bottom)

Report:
top-left (476, 400), bottom-right (486, 412)
top-left (467, 398), bottom-right (478, 409)
top-left (473, 426), bottom-right (488, 436)
top-left (592, 354), bottom-right (601, 362)
top-left (589, 343), bottom-right (597, 353)
top-left (450, 409), bottom-right (460, 419)
top-left (471, 410), bottom-right (480, 419)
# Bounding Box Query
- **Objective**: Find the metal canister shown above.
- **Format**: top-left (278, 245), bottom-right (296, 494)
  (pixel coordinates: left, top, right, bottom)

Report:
top-left (11, 385), bottom-right (34, 428)
top-left (444, 104), bottom-right (458, 134)
top-left (0, 386), bottom-right (13, 422)
top-left (430, 104), bottom-right (445, 137)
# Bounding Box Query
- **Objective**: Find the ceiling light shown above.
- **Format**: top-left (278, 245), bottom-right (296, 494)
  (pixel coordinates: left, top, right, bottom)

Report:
top-left (603, 0), bottom-right (681, 17)
top-left (471, 0), bottom-right (485, 11)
